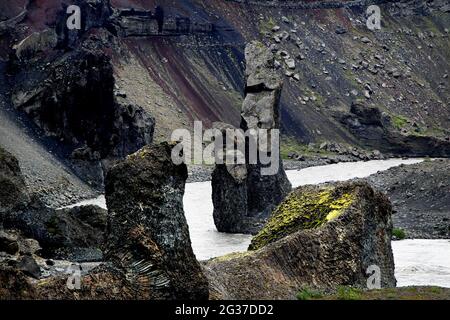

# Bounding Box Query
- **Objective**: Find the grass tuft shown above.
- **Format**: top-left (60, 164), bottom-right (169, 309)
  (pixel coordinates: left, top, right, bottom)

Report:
top-left (297, 287), bottom-right (323, 300)
top-left (392, 228), bottom-right (407, 240)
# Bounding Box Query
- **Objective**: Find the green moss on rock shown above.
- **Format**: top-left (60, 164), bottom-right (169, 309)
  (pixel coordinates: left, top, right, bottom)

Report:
top-left (209, 251), bottom-right (251, 263)
top-left (249, 186), bottom-right (355, 251)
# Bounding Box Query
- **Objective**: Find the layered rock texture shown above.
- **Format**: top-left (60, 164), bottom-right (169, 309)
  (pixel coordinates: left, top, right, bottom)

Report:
top-left (212, 41), bottom-right (291, 234)
top-left (104, 143), bottom-right (209, 299)
top-left (204, 182), bottom-right (396, 300)
top-left (11, 39), bottom-right (155, 161)
top-left (0, 143), bottom-right (209, 300)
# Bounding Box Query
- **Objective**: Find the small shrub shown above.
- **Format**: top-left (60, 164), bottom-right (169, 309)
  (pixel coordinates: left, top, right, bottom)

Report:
top-left (336, 286), bottom-right (362, 300)
top-left (392, 228), bottom-right (407, 240)
top-left (391, 115), bottom-right (409, 130)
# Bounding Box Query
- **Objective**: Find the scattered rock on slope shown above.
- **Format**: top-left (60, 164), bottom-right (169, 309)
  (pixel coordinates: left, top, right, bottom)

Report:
top-left (204, 182), bottom-right (396, 300)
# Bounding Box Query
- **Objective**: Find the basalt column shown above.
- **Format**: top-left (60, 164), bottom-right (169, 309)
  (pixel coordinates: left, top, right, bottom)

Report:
top-left (242, 41), bottom-right (292, 218)
top-left (212, 41), bottom-right (291, 234)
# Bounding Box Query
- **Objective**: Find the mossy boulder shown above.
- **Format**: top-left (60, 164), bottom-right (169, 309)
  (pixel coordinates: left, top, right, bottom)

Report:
top-left (249, 186), bottom-right (355, 250)
top-left (203, 182), bottom-right (396, 300)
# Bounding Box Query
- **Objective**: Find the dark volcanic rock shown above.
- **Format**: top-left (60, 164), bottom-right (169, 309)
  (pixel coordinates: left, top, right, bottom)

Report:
top-left (17, 255), bottom-right (41, 279)
top-left (0, 147), bottom-right (30, 215)
top-left (341, 101), bottom-right (450, 157)
top-left (0, 229), bottom-right (19, 255)
top-left (11, 44), bottom-right (155, 161)
top-left (212, 41), bottom-right (291, 234)
top-left (62, 205), bottom-right (107, 232)
top-left (204, 182), bottom-right (396, 300)
top-left (105, 143), bottom-right (209, 300)
top-left (212, 162), bottom-right (248, 233)
top-left (56, 0), bottom-right (113, 49)
top-left (4, 202), bottom-right (107, 262)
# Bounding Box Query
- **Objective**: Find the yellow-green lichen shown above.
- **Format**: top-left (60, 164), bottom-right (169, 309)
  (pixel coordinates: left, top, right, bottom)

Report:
top-left (249, 188), bottom-right (355, 251)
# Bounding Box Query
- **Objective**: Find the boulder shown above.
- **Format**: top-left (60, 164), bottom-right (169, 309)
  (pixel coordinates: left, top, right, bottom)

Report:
top-left (0, 147), bottom-right (30, 215)
top-left (13, 29), bottom-right (57, 60)
top-left (340, 101), bottom-right (450, 157)
top-left (0, 229), bottom-right (19, 255)
top-left (203, 182), bottom-right (396, 300)
top-left (212, 41), bottom-right (291, 234)
top-left (16, 255), bottom-right (41, 279)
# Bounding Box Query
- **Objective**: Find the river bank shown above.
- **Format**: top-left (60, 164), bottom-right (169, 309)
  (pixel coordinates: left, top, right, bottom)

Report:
top-left (364, 158), bottom-right (450, 239)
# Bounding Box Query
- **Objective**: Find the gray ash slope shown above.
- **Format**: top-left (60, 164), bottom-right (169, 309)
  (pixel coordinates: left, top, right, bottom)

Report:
top-left (363, 158), bottom-right (450, 239)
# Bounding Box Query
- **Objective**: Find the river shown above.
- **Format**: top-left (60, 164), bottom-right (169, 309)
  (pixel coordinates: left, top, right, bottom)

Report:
top-left (65, 158), bottom-right (450, 288)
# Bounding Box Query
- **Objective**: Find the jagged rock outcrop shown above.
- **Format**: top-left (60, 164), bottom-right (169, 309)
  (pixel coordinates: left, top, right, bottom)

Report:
top-left (204, 182), bottom-right (396, 300)
top-left (211, 122), bottom-right (250, 233)
top-left (11, 40), bottom-right (155, 161)
top-left (56, 0), bottom-right (113, 49)
top-left (212, 41), bottom-right (291, 234)
top-left (0, 143), bottom-right (209, 300)
top-left (12, 29), bottom-right (57, 61)
top-left (0, 229), bottom-right (42, 280)
top-left (340, 100), bottom-right (450, 157)
top-left (3, 0), bottom-right (449, 160)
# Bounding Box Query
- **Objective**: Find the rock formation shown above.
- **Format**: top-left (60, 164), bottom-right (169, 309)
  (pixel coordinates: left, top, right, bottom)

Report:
top-left (104, 143), bottom-right (209, 300)
top-left (212, 41), bottom-right (291, 234)
top-left (204, 182), bottom-right (396, 300)
top-left (11, 40), bottom-right (154, 161)
top-left (56, 0), bottom-right (113, 49)
top-left (12, 29), bottom-right (58, 61)
top-left (0, 143), bottom-right (209, 300)
top-left (340, 100), bottom-right (450, 157)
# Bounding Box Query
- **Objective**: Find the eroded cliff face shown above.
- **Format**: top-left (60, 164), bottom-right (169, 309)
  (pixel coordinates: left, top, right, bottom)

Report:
top-left (3, 1), bottom-right (448, 148)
